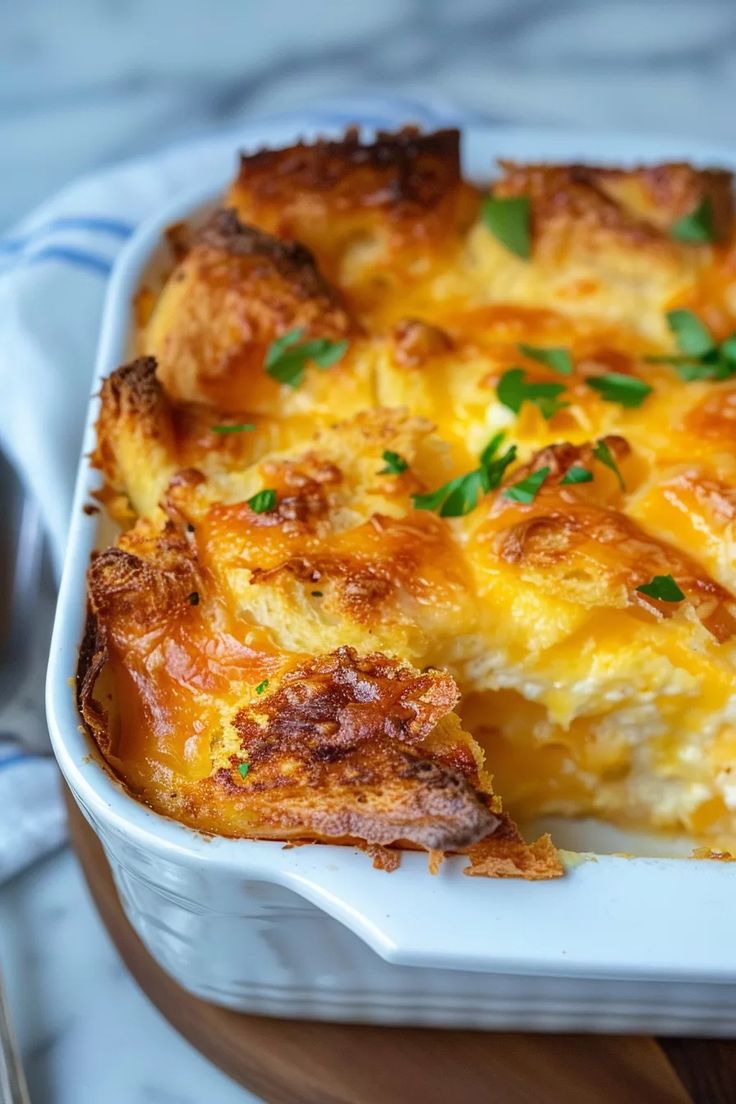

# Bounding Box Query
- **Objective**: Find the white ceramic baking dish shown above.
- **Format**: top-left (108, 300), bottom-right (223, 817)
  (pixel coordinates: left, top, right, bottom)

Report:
top-left (46, 123), bottom-right (736, 1035)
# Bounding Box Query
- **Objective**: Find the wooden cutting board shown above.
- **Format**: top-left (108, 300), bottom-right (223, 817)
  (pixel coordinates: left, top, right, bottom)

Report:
top-left (64, 790), bottom-right (735, 1104)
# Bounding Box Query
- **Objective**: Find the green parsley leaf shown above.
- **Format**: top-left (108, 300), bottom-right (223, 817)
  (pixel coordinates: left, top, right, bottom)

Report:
top-left (413, 441), bottom-right (517, 518)
top-left (592, 439), bottom-right (625, 491)
top-left (211, 423), bottom-right (256, 434)
top-left (436, 470), bottom-right (486, 517)
top-left (503, 465), bottom-right (550, 504)
top-left (300, 337), bottom-right (350, 369)
top-left (636, 574), bottom-right (685, 603)
top-left (670, 198), bottom-right (716, 245)
top-left (311, 591), bottom-right (323, 598)
top-left (379, 449), bottom-right (408, 475)
top-left (188, 591), bottom-right (200, 605)
top-left (560, 465), bottom-right (593, 485)
top-left (479, 431), bottom-right (507, 467)
top-left (666, 310), bottom-right (716, 358)
top-left (238, 762), bottom-right (250, 778)
top-left (248, 489), bottom-right (277, 514)
top-left (676, 360), bottom-right (732, 382)
top-left (255, 679), bottom-right (269, 695)
top-left (647, 313), bottom-right (736, 382)
top-left (517, 343), bottom-right (573, 375)
top-left (720, 334), bottom-right (736, 364)
top-left (585, 372), bottom-right (652, 408)
top-left (480, 444), bottom-right (518, 492)
top-left (497, 368), bottom-right (568, 420)
top-left (265, 327), bottom-right (349, 388)
top-left (481, 196), bottom-right (531, 260)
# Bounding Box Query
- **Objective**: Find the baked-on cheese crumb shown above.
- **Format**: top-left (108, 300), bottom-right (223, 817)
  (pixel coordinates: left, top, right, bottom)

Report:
top-left (82, 125), bottom-right (736, 866)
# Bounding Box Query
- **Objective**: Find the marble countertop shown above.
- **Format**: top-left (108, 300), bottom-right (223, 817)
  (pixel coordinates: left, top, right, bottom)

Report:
top-left (0, 850), bottom-right (257, 1104)
top-left (3, 0), bottom-right (736, 232)
top-left (2, 1), bottom-right (735, 1101)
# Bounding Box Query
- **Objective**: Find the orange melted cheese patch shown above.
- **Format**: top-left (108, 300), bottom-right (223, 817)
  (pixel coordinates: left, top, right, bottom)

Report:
top-left (85, 126), bottom-right (736, 854)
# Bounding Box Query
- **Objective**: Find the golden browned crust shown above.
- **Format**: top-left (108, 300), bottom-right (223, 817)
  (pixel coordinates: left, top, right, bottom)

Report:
top-left (586, 162), bottom-right (734, 242)
top-left (87, 525), bottom-right (199, 633)
top-left (92, 356), bottom-right (174, 493)
top-left (91, 357), bottom-right (179, 521)
top-left (195, 209), bottom-right (344, 301)
top-left (495, 506), bottom-right (736, 643)
top-left (481, 161), bottom-right (729, 342)
top-left (361, 843), bottom-right (401, 871)
top-left (230, 126), bottom-right (469, 223)
top-left (235, 646), bottom-right (459, 757)
top-left (486, 439), bottom-right (736, 641)
top-left (77, 609), bottom-right (111, 754)
top-left (464, 832), bottom-right (563, 880)
top-left (225, 127), bottom-right (481, 297)
top-left (97, 355), bottom-right (165, 421)
top-left (495, 161), bottom-right (734, 245)
top-left (391, 318), bottom-right (454, 367)
top-left (76, 595), bottom-right (502, 853)
top-left (145, 209), bottom-right (356, 412)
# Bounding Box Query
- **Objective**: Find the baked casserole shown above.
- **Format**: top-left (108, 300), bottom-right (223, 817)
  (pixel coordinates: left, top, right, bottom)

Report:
top-left (79, 126), bottom-right (736, 874)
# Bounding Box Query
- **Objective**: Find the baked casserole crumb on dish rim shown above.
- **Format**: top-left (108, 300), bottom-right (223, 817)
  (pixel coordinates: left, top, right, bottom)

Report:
top-left (74, 123), bottom-right (736, 881)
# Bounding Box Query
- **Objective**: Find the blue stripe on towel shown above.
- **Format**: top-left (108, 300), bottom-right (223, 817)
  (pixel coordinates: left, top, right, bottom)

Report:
top-left (25, 245), bottom-right (113, 276)
top-left (0, 753), bottom-right (35, 772)
top-left (0, 215), bottom-right (134, 255)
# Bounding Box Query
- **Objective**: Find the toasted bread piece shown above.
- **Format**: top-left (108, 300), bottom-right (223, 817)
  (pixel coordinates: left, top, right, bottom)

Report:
top-left (226, 127), bottom-right (480, 301)
top-left (79, 531), bottom-right (557, 873)
top-left (146, 209), bottom-right (370, 416)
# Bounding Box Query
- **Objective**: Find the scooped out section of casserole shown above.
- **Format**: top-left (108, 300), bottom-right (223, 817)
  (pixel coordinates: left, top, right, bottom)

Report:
top-left (80, 126), bottom-right (736, 871)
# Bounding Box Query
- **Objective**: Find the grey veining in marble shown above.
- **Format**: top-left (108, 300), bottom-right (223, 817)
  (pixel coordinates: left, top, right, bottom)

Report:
top-left (1, 1), bottom-right (734, 1101)
top-left (2, 0), bottom-right (736, 231)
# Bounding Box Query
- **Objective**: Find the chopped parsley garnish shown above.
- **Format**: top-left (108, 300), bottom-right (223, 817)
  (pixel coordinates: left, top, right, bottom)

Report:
top-left (673, 360), bottom-right (731, 383)
top-left (412, 433), bottom-right (517, 518)
top-left (238, 762), bottom-right (250, 778)
top-left (636, 575), bottom-right (685, 603)
top-left (592, 439), bottom-right (625, 491)
top-left (211, 423), bottom-right (256, 434)
top-left (479, 430), bottom-right (507, 466)
top-left (497, 368), bottom-right (568, 420)
top-left (481, 196), bottom-right (531, 260)
top-left (255, 679), bottom-right (269, 695)
top-left (265, 327), bottom-right (349, 388)
top-left (646, 310), bottom-right (736, 382)
top-left (560, 465), bottom-right (593, 485)
top-left (311, 591), bottom-right (323, 598)
top-left (503, 465), bottom-right (550, 504)
top-left (379, 449), bottom-right (408, 475)
top-left (413, 469), bottom-right (486, 517)
top-left (517, 343), bottom-right (573, 375)
top-left (188, 591), bottom-right (200, 605)
top-left (585, 372), bottom-right (652, 408)
top-left (247, 489), bottom-right (277, 514)
top-left (670, 198), bottom-right (716, 245)
top-left (666, 310), bottom-right (716, 358)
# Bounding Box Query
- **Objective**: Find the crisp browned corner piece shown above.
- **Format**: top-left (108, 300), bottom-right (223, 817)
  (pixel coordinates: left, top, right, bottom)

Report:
top-left (81, 125), bottom-right (736, 875)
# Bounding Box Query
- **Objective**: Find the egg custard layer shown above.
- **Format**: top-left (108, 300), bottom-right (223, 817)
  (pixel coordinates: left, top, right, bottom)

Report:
top-left (81, 127), bottom-right (736, 870)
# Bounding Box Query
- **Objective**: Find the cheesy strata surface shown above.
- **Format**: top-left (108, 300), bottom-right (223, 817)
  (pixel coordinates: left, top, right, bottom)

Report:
top-left (81, 126), bottom-right (736, 873)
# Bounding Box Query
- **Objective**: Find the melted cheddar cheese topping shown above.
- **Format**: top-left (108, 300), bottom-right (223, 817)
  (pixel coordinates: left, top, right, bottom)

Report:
top-left (81, 126), bottom-right (736, 867)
